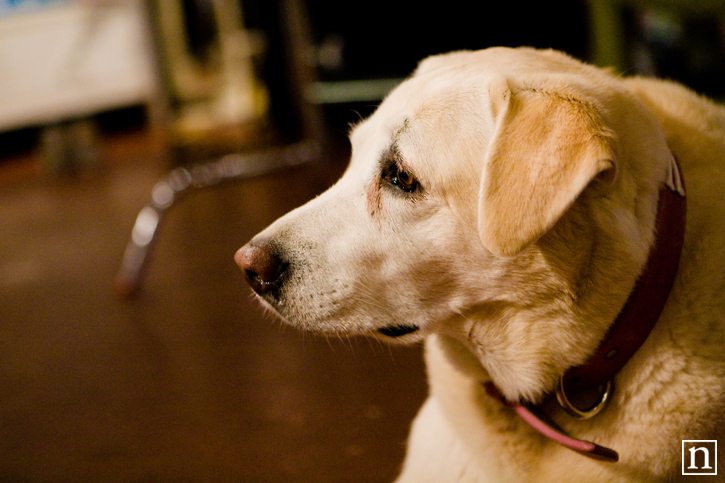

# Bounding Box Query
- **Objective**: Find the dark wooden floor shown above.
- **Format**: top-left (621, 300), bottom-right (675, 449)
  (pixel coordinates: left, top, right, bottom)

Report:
top-left (0, 127), bottom-right (428, 482)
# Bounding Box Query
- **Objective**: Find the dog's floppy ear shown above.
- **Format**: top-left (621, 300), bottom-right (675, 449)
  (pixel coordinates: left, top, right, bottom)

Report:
top-left (478, 79), bottom-right (616, 257)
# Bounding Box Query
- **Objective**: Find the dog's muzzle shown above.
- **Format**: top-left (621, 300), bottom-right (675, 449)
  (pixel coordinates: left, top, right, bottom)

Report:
top-left (235, 242), bottom-right (288, 295)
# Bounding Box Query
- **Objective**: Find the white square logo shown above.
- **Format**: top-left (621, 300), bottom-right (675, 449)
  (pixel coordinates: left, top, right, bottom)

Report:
top-left (682, 440), bottom-right (717, 476)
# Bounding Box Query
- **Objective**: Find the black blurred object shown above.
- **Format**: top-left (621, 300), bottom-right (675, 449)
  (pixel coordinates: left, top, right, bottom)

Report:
top-left (293, 1), bottom-right (590, 131)
top-left (625, 7), bottom-right (725, 99)
top-left (240, 0), bottom-right (590, 138)
top-left (304, 1), bottom-right (589, 81)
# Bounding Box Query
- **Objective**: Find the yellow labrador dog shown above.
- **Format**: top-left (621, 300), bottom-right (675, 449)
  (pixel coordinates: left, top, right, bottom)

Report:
top-left (236, 47), bottom-right (725, 482)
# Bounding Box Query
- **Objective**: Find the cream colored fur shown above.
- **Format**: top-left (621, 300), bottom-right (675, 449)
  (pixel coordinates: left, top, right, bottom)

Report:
top-left (240, 47), bottom-right (725, 481)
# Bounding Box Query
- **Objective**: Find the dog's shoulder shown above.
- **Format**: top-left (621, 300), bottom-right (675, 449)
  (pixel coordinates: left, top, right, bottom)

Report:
top-left (621, 77), bottom-right (725, 368)
top-left (622, 77), bottom-right (725, 166)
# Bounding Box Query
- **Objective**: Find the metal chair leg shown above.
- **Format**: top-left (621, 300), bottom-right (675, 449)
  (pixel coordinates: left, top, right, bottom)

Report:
top-left (114, 140), bottom-right (319, 298)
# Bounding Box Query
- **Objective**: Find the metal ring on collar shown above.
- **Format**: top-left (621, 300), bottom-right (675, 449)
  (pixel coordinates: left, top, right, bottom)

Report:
top-left (555, 377), bottom-right (613, 420)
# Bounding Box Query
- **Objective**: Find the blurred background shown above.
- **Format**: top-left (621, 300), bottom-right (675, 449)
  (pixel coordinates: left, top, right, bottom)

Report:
top-left (0, 0), bottom-right (723, 481)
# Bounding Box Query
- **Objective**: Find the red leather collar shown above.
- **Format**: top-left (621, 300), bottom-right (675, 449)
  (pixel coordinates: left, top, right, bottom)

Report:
top-left (562, 154), bottom-right (686, 393)
top-left (486, 153), bottom-right (686, 462)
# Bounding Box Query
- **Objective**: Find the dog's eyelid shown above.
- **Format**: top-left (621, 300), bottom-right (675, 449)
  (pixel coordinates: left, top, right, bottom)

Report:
top-left (382, 146), bottom-right (415, 177)
top-left (394, 157), bottom-right (415, 179)
top-left (376, 142), bottom-right (425, 195)
top-left (390, 157), bottom-right (410, 178)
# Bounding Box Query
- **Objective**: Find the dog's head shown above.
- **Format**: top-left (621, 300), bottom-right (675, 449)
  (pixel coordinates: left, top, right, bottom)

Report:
top-left (236, 47), bottom-right (672, 402)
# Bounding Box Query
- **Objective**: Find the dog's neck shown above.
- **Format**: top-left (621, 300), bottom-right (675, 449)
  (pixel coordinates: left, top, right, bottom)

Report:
top-left (487, 153), bottom-right (686, 462)
top-left (561, 152), bottom-right (686, 395)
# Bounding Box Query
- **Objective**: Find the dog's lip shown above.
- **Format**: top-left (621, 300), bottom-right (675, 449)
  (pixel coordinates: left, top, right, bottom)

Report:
top-left (377, 324), bottom-right (420, 338)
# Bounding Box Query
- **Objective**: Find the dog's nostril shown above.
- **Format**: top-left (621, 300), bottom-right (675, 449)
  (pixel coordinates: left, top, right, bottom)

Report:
top-left (235, 242), bottom-right (288, 295)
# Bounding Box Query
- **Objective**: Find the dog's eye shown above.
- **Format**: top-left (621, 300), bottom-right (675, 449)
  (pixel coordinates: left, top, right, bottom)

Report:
top-left (384, 163), bottom-right (420, 193)
top-left (394, 169), bottom-right (418, 192)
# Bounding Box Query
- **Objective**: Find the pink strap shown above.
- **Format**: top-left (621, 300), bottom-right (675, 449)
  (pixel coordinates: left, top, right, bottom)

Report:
top-left (483, 383), bottom-right (619, 462)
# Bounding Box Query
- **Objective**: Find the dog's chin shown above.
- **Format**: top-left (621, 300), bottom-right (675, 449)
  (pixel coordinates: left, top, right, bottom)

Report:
top-left (253, 293), bottom-right (423, 341)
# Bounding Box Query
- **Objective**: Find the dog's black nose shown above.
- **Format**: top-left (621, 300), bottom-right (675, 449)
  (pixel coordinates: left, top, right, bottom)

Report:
top-left (235, 242), bottom-right (288, 295)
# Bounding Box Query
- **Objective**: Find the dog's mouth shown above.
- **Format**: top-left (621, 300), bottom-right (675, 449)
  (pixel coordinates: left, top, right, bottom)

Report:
top-left (377, 324), bottom-right (420, 338)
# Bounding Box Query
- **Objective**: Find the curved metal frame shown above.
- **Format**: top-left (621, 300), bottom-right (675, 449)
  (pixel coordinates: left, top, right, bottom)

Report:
top-left (114, 140), bottom-right (320, 298)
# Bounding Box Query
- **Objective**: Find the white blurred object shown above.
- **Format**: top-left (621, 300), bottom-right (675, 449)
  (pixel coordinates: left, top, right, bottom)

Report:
top-left (0, 0), bottom-right (163, 132)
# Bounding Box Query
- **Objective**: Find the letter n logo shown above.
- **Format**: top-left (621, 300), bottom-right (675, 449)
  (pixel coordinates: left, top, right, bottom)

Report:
top-left (682, 440), bottom-right (717, 476)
